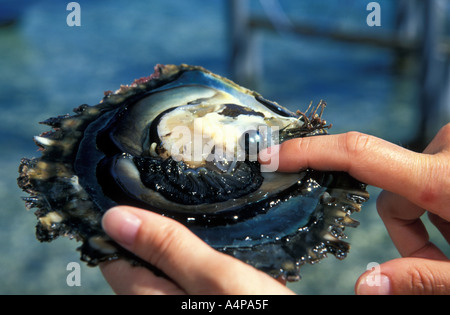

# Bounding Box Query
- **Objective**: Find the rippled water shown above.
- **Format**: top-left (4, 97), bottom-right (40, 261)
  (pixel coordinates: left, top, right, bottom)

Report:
top-left (1, 0), bottom-right (448, 294)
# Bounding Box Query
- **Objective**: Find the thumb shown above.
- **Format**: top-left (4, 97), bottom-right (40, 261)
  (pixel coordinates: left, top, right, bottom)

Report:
top-left (356, 257), bottom-right (450, 295)
top-left (102, 206), bottom-right (293, 294)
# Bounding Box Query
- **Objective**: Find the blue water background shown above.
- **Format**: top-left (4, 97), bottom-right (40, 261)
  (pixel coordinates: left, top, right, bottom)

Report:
top-left (0, 0), bottom-right (449, 294)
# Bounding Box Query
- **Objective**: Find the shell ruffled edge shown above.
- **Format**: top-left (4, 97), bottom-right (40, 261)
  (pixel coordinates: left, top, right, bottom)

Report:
top-left (16, 65), bottom-right (202, 264)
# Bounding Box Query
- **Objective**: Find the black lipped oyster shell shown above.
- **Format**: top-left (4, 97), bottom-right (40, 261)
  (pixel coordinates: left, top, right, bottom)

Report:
top-left (17, 64), bottom-right (369, 281)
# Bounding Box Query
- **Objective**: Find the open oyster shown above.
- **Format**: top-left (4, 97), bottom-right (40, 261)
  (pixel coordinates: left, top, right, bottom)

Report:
top-left (17, 64), bottom-right (369, 281)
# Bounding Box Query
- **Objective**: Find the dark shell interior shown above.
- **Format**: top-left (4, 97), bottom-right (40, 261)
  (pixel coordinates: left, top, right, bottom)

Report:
top-left (17, 64), bottom-right (369, 281)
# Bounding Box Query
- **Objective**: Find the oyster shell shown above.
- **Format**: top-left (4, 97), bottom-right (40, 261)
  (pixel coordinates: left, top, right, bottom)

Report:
top-left (17, 64), bottom-right (369, 281)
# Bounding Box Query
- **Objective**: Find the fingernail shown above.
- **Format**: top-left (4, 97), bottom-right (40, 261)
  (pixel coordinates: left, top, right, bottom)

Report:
top-left (258, 144), bottom-right (280, 163)
top-left (102, 207), bottom-right (141, 249)
top-left (356, 273), bottom-right (391, 295)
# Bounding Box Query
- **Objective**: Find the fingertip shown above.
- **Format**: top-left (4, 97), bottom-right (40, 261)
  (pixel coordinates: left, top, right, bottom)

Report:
top-left (102, 206), bottom-right (142, 250)
top-left (355, 270), bottom-right (391, 295)
top-left (258, 144), bottom-right (281, 172)
top-left (357, 258), bottom-right (450, 295)
top-left (258, 144), bottom-right (280, 162)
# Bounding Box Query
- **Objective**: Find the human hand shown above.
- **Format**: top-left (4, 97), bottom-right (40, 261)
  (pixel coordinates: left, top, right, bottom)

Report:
top-left (259, 124), bottom-right (450, 294)
top-left (100, 206), bottom-right (294, 295)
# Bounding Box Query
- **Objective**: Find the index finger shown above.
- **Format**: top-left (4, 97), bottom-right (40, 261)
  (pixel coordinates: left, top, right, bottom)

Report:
top-left (259, 132), bottom-right (438, 212)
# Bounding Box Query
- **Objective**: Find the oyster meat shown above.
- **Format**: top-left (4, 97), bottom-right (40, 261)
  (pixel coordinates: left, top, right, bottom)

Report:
top-left (17, 64), bottom-right (369, 281)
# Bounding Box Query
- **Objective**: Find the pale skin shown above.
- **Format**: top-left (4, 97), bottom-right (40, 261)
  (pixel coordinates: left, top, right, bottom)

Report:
top-left (100, 123), bottom-right (450, 294)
